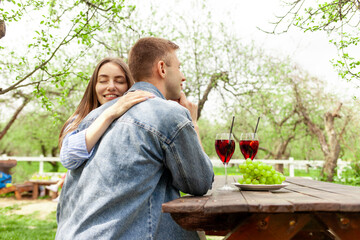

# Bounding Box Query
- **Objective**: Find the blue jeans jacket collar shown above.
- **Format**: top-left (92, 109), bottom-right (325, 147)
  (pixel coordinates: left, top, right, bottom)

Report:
top-left (127, 82), bottom-right (165, 99)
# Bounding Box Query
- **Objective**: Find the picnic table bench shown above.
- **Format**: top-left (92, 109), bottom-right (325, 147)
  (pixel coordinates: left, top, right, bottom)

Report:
top-left (0, 180), bottom-right (59, 200)
top-left (0, 182), bottom-right (34, 200)
top-left (162, 176), bottom-right (360, 240)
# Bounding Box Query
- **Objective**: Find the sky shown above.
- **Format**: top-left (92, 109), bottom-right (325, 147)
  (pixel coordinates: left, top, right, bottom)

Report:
top-left (142, 0), bottom-right (359, 99)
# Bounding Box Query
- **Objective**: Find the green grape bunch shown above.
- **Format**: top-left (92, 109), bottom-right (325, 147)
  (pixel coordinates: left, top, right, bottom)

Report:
top-left (238, 159), bottom-right (286, 185)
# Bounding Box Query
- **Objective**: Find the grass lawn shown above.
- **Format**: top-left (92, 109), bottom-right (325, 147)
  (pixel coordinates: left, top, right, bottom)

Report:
top-left (0, 205), bottom-right (57, 240)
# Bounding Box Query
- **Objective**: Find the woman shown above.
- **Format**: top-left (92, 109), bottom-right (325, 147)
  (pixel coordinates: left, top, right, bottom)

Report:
top-left (58, 57), bottom-right (154, 170)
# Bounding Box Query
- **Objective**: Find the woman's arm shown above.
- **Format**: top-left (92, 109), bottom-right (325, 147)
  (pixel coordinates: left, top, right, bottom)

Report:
top-left (60, 91), bottom-right (154, 170)
top-left (84, 90), bottom-right (155, 152)
top-left (60, 129), bottom-right (91, 170)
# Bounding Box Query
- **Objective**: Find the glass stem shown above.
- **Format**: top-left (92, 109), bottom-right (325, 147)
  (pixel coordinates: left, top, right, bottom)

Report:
top-left (224, 163), bottom-right (228, 186)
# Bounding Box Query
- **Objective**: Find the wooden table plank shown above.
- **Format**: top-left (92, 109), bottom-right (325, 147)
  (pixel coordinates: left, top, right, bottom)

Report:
top-left (204, 190), bottom-right (249, 214)
top-left (286, 177), bottom-right (360, 200)
top-left (285, 184), bottom-right (360, 211)
top-left (240, 190), bottom-right (294, 213)
top-left (271, 188), bottom-right (339, 212)
top-left (162, 195), bottom-right (209, 213)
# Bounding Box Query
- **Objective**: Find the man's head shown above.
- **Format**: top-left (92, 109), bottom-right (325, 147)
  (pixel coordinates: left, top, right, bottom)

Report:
top-left (128, 37), bottom-right (185, 100)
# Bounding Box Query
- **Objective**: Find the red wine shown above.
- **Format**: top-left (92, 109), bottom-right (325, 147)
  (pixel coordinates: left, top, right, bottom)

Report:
top-left (215, 139), bottom-right (235, 164)
top-left (239, 140), bottom-right (259, 160)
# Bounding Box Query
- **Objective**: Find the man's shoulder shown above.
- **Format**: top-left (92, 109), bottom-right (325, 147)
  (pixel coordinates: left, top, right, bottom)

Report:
top-left (146, 97), bottom-right (190, 119)
top-left (124, 97), bottom-right (192, 134)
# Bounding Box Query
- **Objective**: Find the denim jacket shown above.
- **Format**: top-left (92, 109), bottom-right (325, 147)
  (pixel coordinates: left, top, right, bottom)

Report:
top-left (56, 82), bottom-right (214, 240)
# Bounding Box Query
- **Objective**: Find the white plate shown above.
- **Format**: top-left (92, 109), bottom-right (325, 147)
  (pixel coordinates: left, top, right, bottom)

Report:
top-left (232, 182), bottom-right (289, 191)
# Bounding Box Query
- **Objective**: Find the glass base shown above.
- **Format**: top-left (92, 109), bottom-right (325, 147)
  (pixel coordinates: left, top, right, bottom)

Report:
top-left (217, 184), bottom-right (236, 191)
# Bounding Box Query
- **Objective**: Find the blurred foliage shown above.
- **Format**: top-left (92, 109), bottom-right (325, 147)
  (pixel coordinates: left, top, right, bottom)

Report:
top-left (9, 161), bottom-right (67, 184)
top-left (334, 162), bottom-right (360, 186)
top-left (270, 0), bottom-right (360, 84)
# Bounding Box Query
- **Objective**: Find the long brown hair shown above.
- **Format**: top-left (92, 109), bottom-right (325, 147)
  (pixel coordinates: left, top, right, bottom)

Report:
top-left (58, 57), bottom-right (134, 149)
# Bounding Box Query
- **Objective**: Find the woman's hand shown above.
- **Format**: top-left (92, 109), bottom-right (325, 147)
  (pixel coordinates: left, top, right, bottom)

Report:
top-left (104, 90), bottom-right (155, 120)
top-left (85, 90), bottom-right (154, 152)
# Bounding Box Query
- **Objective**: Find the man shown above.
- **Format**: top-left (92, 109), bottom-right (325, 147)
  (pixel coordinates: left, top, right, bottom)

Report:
top-left (56, 37), bottom-right (214, 239)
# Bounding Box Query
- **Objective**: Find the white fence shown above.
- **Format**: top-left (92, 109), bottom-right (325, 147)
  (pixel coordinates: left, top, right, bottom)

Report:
top-left (0, 155), bottom-right (352, 177)
top-left (211, 157), bottom-right (351, 177)
top-left (0, 155), bottom-right (60, 174)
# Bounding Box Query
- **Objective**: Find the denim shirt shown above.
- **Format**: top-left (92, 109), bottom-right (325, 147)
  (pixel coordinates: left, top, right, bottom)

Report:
top-left (56, 82), bottom-right (214, 240)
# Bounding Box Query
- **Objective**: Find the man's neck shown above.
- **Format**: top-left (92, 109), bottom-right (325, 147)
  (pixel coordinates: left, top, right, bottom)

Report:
top-left (139, 78), bottom-right (167, 100)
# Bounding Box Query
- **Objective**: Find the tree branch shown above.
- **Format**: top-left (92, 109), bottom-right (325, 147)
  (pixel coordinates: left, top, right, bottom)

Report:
top-left (0, 94), bottom-right (31, 141)
top-left (197, 71), bottom-right (228, 119)
top-left (0, 19), bottom-right (5, 39)
top-left (292, 77), bottom-right (330, 156)
top-left (0, 5), bottom-right (99, 95)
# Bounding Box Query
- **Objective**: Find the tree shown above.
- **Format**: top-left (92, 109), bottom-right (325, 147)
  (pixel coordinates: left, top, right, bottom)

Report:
top-left (0, 0), bottom-right (134, 141)
top-left (0, 109), bottom-right (64, 156)
top-left (0, 91), bottom-right (31, 141)
top-left (339, 104), bottom-right (360, 161)
top-left (1, 0), bottom-right (133, 96)
top-left (173, 14), bottom-right (272, 120)
top-left (290, 73), bottom-right (351, 181)
top-left (230, 58), bottom-right (307, 171)
top-left (252, 90), bottom-right (302, 160)
top-left (83, 2), bottom-right (267, 120)
top-left (267, 0), bottom-right (360, 83)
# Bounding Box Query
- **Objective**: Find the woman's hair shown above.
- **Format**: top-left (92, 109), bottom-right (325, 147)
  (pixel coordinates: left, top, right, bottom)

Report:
top-left (128, 37), bottom-right (179, 82)
top-left (58, 57), bottom-right (134, 148)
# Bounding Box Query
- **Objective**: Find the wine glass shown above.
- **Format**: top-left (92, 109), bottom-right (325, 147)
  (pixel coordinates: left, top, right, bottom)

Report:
top-left (239, 133), bottom-right (259, 160)
top-left (215, 133), bottom-right (235, 190)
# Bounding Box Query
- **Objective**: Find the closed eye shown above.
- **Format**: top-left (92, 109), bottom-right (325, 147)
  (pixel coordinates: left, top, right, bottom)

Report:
top-left (115, 77), bottom-right (126, 84)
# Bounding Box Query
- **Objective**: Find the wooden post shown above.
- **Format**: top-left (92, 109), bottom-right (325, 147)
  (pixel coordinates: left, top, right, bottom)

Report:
top-left (39, 155), bottom-right (44, 174)
top-left (275, 163), bottom-right (284, 174)
top-left (289, 157), bottom-right (295, 177)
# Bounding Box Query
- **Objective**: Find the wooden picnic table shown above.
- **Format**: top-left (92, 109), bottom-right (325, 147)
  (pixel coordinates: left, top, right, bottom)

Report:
top-left (162, 176), bottom-right (360, 240)
top-left (29, 180), bottom-right (58, 199)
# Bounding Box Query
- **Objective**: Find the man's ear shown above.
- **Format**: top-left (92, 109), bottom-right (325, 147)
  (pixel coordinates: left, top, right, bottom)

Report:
top-left (157, 60), bottom-right (166, 78)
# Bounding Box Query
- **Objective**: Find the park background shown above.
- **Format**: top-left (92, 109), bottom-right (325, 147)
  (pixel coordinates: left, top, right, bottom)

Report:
top-left (1, 0), bottom-right (360, 239)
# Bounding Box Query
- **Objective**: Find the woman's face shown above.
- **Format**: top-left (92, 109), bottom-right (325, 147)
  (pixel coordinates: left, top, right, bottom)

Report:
top-left (95, 62), bottom-right (129, 105)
